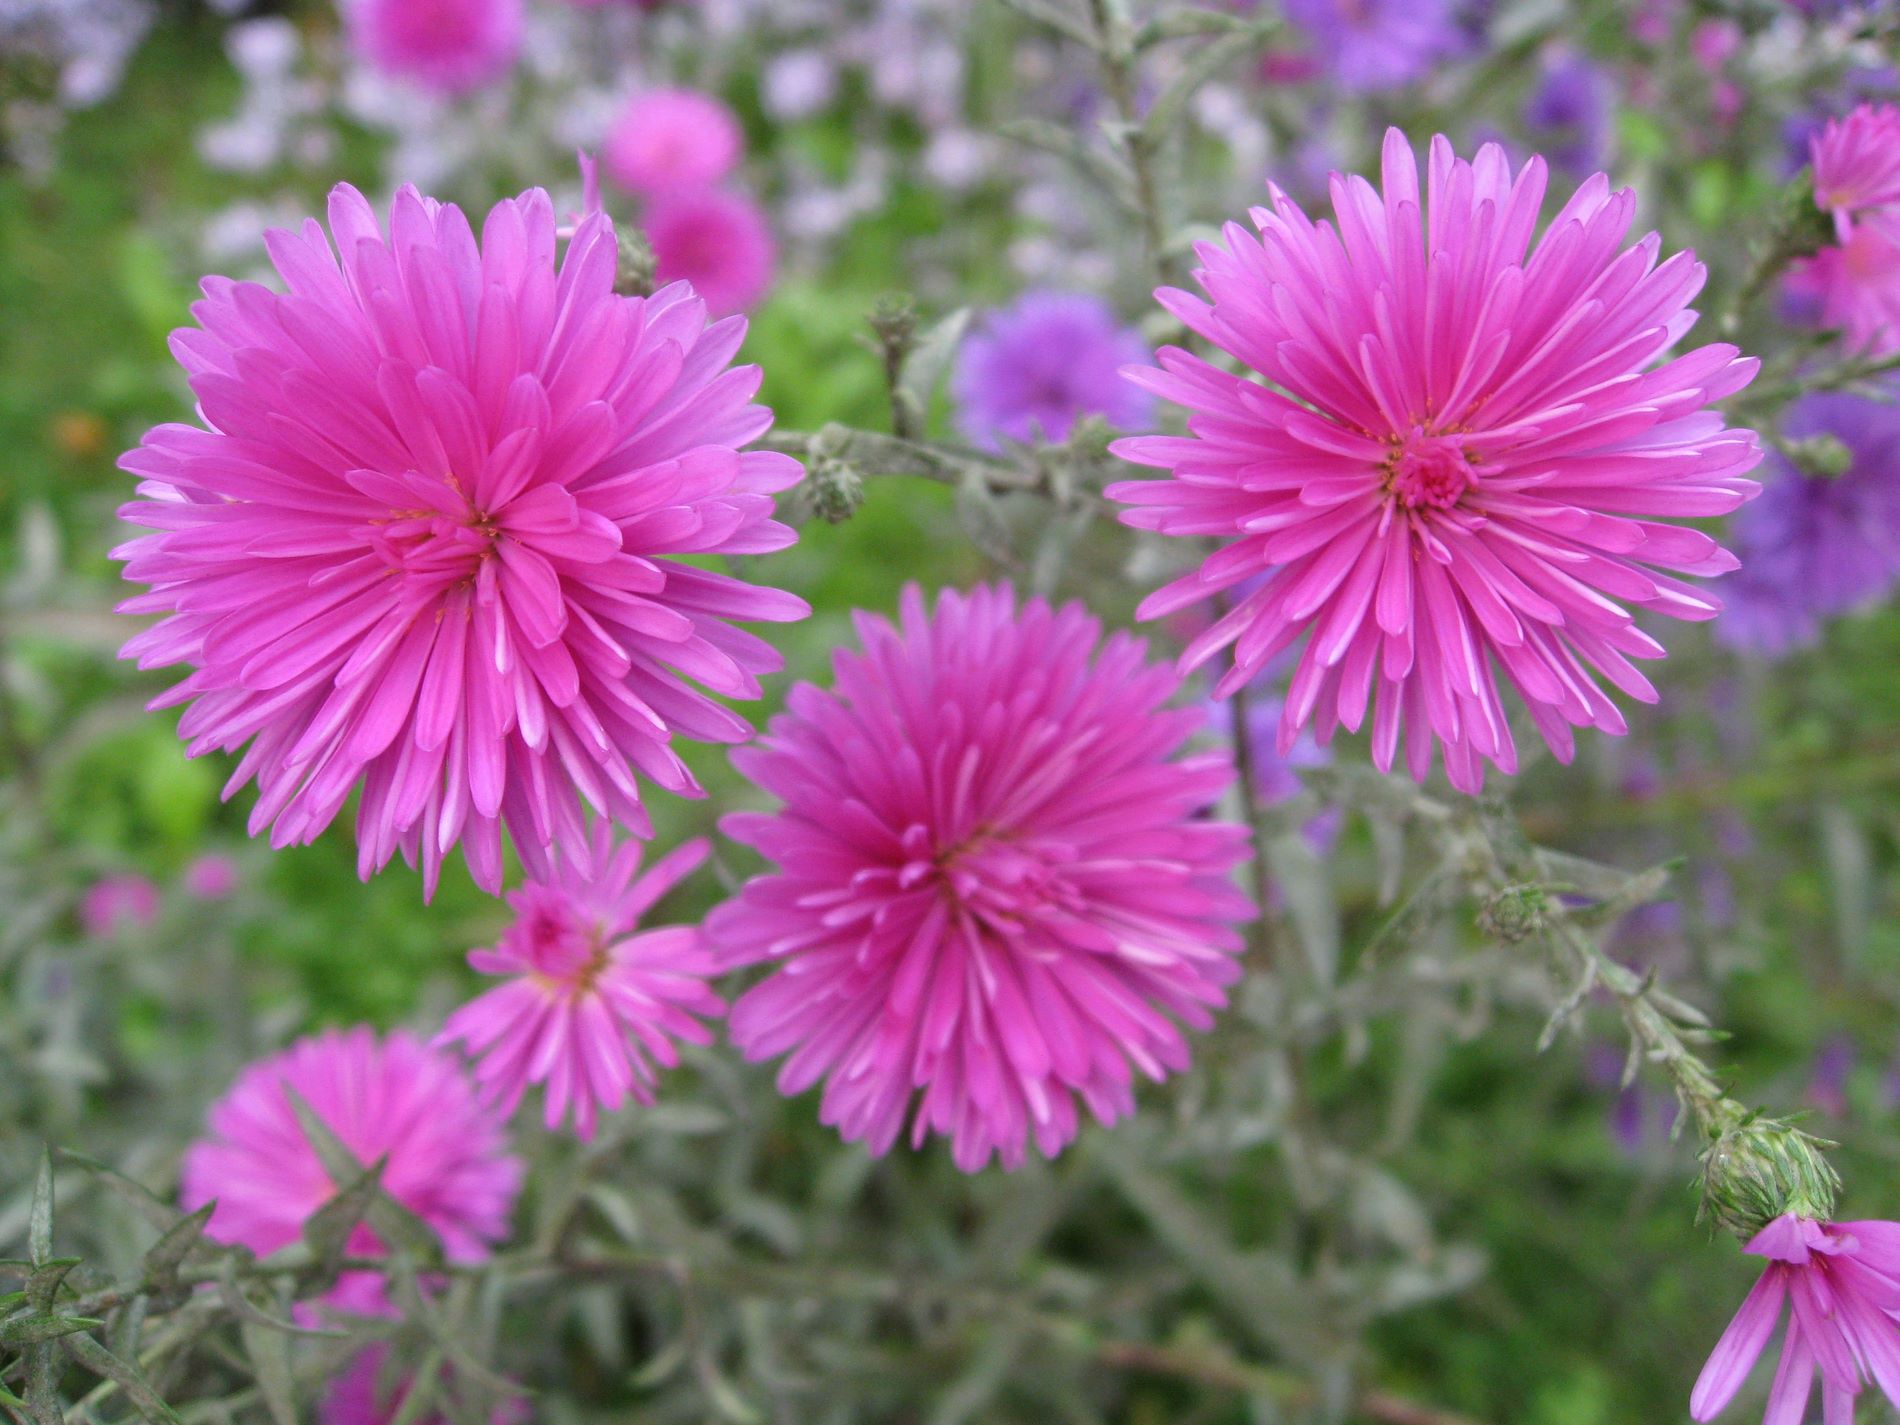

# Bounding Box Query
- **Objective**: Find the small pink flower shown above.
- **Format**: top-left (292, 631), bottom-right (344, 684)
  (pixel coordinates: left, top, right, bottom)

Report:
top-left (437, 826), bottom-right (721, 1140)
top-left (1692, 1215), bottom-right (1900, 1424)
top-left (79, 874), bottom-right (160, 937)
top-left (708, 583), bottom-right (1255, 1172)
top-left (644, 189), bottom-right (777, 315)
top-left (602, 88), bottom-right (744, 196)
top-left (182, 1027), bottom-right (521, 1314)
top-left (1109, 130), bottom-right (1762, 794)
top-left (1812, 102), bottom-right (1900, 232)
top-left (182, 853), bottom-right (239, 900)
top-left (345, 0), bottom-right (522, 95)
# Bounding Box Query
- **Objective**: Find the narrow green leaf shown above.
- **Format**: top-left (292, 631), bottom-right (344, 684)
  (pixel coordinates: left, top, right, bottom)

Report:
top-left (141, 1204), bottom-right (214, 1296)
top-left (284, 1088), bottom-right (441, 1265)
top-left (0, 1313), bottom-right (104, 1345)
top-left (51, 1151), bottom-right (180, 1234)
top-left (62, 1331), bottom-right (184, 1425)
top-left (238, 1319), bottom-right (298, 1425)
top-left (895, 307), bottom-right (970, 430)
top-left (301, 1157), bottom-right (386, 1284)
top-left (28, 1151), bottom-right (52, 1269)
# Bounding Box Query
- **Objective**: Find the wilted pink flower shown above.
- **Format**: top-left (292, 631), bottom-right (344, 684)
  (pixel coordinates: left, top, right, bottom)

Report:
top-left (182, 853), bottom-right (239, 900)
top-left (183, 1027), bottom-right (521, 1313)
top-left (79, 873), bottom-right (160, 936)
top-left (1812, 102), bottom-right (1900, 230)
top-left (602, 88), bottom-right (744, 196)
top-left (321, 1346), bottom-right (526, 1425)
top-left (115, 182), bottom-right (807, 897)
top-left (1109, 130), bottom-right (1762, 794)
top-left (1692, 1215), bottom-right (1900, 1424)
top-left (707, 584), bottom-right (1254, 1172)
top-left (644, 189), bottom-right (777, 315)
top-left (437, 826), bottom-right (721, 1139)
top-left (345, 0), bottom-right (522, 94)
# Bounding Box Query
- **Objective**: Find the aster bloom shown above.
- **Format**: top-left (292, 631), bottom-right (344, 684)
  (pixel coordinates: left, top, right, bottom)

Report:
top-left (1812, 102), bottom-right (1900, 231)
top-left (1790, 103), bottom-right (1900, 354)
top-left (1109, 131), bottom-right (1763, 794)
top-left (1691, 1215), bottom-right (1900, 1424)
top-left (79, 873), bottom-right (159, 936)
top-left (602, 88), bottom-right (744, 196)
top-left (1717, 386), bottom-right (1900, 656)
top-left (344, 0), bottom-right (521, 95)
top-left (182, 1027), bottom-right (521, 1313)
top-left (437, 826), bottom-right (721, 1139)
top-left (951, 291), bottom-right (1154, 452)
top-left (115, 182), bottom-right (807, 897)
top-left (644, 189), bottom-right (777, 315)
top-left (1281, 0), bottom-right (1473, 93)
top-left (707, 583), bottom-right (1254, 1173)
top-left (1521, 49), bottom-right (1614, 180)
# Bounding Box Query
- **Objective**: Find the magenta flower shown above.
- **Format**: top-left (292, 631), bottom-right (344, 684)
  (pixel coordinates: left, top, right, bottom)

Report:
top-left (602, 88), bottom-right (744, 196)
top-left (182, 1027), bottom-right (521, 1314)
top-left (1109, 130), bottom-right (1762, 794)
top-left (707, 584), bottom-right (1254, 1172)
top-left (1812, 102), bottom-right (1900, 229)
top-left (1791, 103), bottom-right (1900, 355)
top-left (182, 853), bottom-right (239, 900)
top-left (321, 1346), bottom-right (526, 1425)
top-left (345, 0), bottom-right (521, 94)
top-left (644, 189), bottom-right (777, 315)
top-left (951, 290), bottom-right (1154, 452)
top-left (437, 826), bottom-right (721, 1140)
top-left (115, 182), bottom-right (807, 897)
top-left (79, 873), bottom-right (160, 937)
top-left (1691, 1215), bottom-right (1900, 1424)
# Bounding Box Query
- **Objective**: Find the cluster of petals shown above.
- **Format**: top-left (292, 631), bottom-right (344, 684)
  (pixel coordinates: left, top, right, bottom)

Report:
top-left (115, 182), bottom-right (806, 897)
top-left (437, 823), bottom-right (722, 1139)
top-left (345, 0), bottom-right (521, 95)
top-left (1109, 129), bottom-right (1762, 794)
top-left (1693, 1215), bottom-right (1900, 1425)
top-left (1793, 103), bottom-right (1900, 355)
top-left (707, 583), bottom-right (1255, 1172)
top-left (182, 1027), bottom-right (521, 1314)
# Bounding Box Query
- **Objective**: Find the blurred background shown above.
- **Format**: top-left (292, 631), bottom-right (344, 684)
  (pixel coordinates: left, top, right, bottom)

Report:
top-left (3, 1), bottom-right (1900, 1421)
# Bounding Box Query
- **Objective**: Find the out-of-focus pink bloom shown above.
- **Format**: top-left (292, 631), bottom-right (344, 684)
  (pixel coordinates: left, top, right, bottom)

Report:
top-left (708, 583), bottom-right (1255, 1172)
top-left (644, 189), bottom-right (776, 314)
top-left (182, 1027), bottom-right (521, 1314)
top-left (320, 1346), bottom-right (526, 1425)
top-left (1786, 227), bottom-right (1900, 355)
top-left (1812, 103), bottom-right (1900, 230)
top-left (1692, 1215), bottom-right (1900, 1423)
top-left (437, 826), bottom-right (721, 1140)
top-left (344, 0), bottom-right (521, 95)
top-left (115, 181), bottom-right (807, 898)
top-left (602, 88), bottom-right (744, 196)
top-left (80, 874), bottom-right (160, 936)
top-left (1108, 130), bottom-right (1762, 795)
top-left (182, 853), bottom-right (239, 900)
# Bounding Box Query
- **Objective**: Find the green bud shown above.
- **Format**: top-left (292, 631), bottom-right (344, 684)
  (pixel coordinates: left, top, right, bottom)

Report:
top-left (1784, 434), bottom-right (1854, 480)
top-left (1698, 1115), bottom-right (1840, 1240)
top-left (868, 293), bottom-right (919, 352)
top-left (1478, 884), bottom-right (1549, 944)
top-left (808, 457), bottom-right (865, 524)
top-left (614, 230), bottom-right (658, 298)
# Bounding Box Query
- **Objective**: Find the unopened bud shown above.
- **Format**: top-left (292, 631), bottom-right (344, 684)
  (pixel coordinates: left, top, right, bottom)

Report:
top-left (868, 293), bottom-right (918, 353)
top-left (808, 457), bottom-right (865, 524)
top-left (1478, 884), bottom-right (1549, 944)
top-left (615, 229), bottom-right (658, 298)
top-left (1699, 1115), bottom-right (1840, 1240)
top-left (1785, 434), bottom-right (1854, 480)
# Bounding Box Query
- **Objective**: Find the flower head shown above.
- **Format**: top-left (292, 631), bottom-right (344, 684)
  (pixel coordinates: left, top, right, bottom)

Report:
top-left (952, 290), bottom-right (1153, 452)
top-left (345, 0), bottom-right (521, 94)
top-left (1812, 102), bottom-right (1900, 232)
top-left (1692, 1215), bottom-right (1900, 1424)
top-left (1717, 386), bottom-right (1900, 655)
top-left (1521, 48), bottom-right (1615, 179)
top-left (1109, 131), bottom-right (1762, 794)
top-left (602, 88), bottom-right (744, 196)
top-left (1281, 0), bottom-right (1475, 93)
top-left (182, 1027), bottom-right (521, 1313)
top-left (707, 583), bottom-right (1254, 1172)
top-left (1789, 103), bottom-right (1900, 354)
top-left (115, 182), bottom-right (807, 897)
top-left (79, 873), bottom-right (159, 937)
top-left (644, 189), bottom-right (777, 315)
top-left (437, 825), bottom-right (722, 1139)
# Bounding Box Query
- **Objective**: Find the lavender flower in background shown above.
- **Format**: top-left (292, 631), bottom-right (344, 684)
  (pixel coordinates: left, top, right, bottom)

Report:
top-left (1584, 1042), bottom-right (1679, 1156)
top-left (1521, 48), bottom-right (1614, 178)
top-left (952, 291), bottom-right (1152, 451)
top-left (1805, 1035), bottom-right (1856, 1117)
top-left (1280, 0), bottom-right (1475, 93)
top-left (1717, 386), bottom-right (1900, 656)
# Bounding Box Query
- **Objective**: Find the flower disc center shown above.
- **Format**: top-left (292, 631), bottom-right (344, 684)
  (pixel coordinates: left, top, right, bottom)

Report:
top-left (1387, 431), bottom-right (1476, 511)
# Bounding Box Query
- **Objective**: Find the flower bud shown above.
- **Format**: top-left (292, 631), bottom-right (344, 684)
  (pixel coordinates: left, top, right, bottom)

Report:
top-left (1699, 1114), bottom-right (1840, 1240)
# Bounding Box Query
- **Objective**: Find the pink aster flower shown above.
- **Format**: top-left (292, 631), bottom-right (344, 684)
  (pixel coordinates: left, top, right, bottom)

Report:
top-left (182, 853), bottom-right (239, 900)
top-left (1812, 103), bottom-right (1900, 232)
top-left (707, 584), bottom-right (1255, 1173)
top-left (345, 0), bottom-right (522, 95)
top-left (602, 88), bottom-right (744, 196)
top-left (1692, 1214), bottom-right (1900, 1424)
top-left (115, 182), bottom-right (807, 897)
top-left (1109, 130), bottom-right (1762, 794)
top-left (182, 1027), bottom-right (521, 1314)
top-left (79, 873), bottom-right (160, 937)
top-left (1790, 103), bottom-right (1900, 356)
top-left (437, 826), bottom-right (721, 1139)
top-left (644, 189), bottom-right (777, 315)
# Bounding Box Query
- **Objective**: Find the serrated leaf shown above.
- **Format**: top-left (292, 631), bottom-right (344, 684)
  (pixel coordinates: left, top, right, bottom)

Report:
top-left (239, 1319), bottom-right (298, 1425)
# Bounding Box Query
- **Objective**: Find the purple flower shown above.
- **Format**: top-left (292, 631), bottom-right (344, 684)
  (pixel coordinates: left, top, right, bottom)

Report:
top-left (1521, 48), bottom-right (1614, 179)
top-left (1717, 386), bottom-right (1900, 656)
top-left (1281, 0), bottom-right (1476, 93)
top-left (952, 291), bottom-right (1152, 452)
top-left (1807, 1035), bottom-right (1857, 1117)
